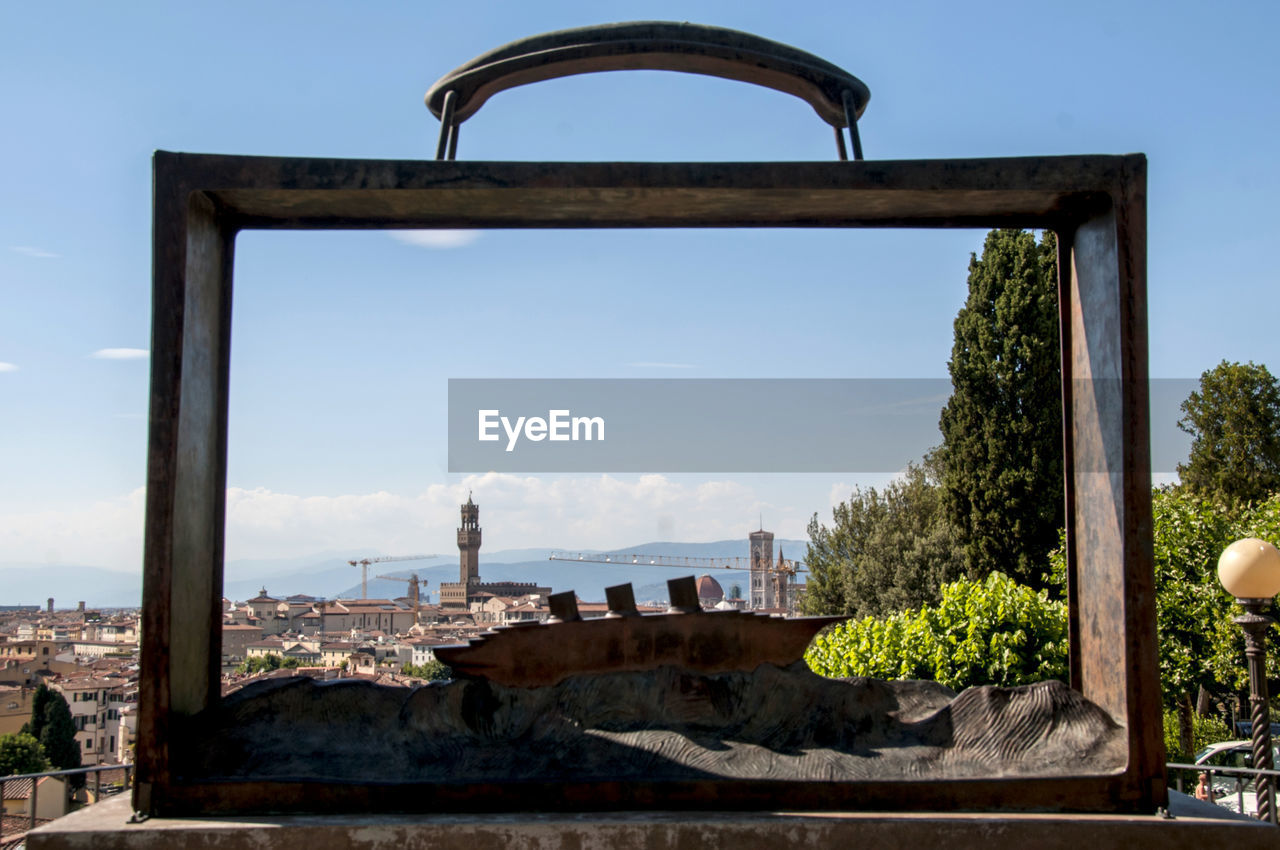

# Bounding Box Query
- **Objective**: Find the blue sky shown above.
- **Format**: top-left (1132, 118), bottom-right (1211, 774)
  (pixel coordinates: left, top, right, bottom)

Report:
top-left (1, 1), bottom-right (1277, 573)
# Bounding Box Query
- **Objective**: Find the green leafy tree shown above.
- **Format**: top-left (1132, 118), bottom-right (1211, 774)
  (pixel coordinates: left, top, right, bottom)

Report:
top-left (0, 732), bottom-right (49, 776)
top-left (938, 229), bottom-right (1063, 589)
top-left (803, 457), bottom-right (963, 618)
top-left (1177, 360), bottom-right (1280, 504)
top-left (235, 654), bottom-right (301, 675)
top-left (1050, 489), bottom-right (1280, 754)
top-left (1162, 708), bottom-right (1231, 765)
top-left (805, 572), bottom-right (1068, 691)
top-left (401, 660), bottom-right (452, 681)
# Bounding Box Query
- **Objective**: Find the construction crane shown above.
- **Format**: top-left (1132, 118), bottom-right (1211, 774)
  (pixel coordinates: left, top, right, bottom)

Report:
top-left (375, 572), bottom-right (424, 624)
top-left (547, 551), bottom-right (806, 573)
top-left (547, 551), bottom-right (805, 613)
top-left (347, 554), bottom-right (437, 599)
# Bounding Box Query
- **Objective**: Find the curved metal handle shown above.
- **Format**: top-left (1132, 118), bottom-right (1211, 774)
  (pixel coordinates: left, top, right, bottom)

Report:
top-left (425, 22), bottom-right (870, 161)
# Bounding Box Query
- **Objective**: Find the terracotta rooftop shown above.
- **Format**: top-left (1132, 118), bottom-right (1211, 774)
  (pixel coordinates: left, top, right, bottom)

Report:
top-left (1, 779), bottom-right (33, 800)
top-left (56, 676), bottom-right (125, 690)
top-left (1, 813), bottom-right (52, 843)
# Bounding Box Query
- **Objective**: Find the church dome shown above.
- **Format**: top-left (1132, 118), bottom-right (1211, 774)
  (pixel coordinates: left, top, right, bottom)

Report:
top-left (695, 574), bottom-right (724, 602)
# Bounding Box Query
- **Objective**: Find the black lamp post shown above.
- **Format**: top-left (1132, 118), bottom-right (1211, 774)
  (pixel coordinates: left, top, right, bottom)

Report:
top-left (1218, 538), bottom-right (1280, 825)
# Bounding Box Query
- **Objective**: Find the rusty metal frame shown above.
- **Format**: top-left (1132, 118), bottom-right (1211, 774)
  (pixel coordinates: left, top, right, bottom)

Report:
top-left (136, 152), bottom-right (1160, 816)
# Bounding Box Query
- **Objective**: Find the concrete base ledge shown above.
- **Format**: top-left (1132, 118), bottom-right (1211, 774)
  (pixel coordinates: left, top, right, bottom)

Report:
top-left (29, 794), bottom-right (1278, 850)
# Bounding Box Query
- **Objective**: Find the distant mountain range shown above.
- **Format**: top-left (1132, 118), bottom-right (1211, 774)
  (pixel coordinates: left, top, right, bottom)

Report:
top-left (0, 563), bottom-right (144, 610)
top-left (0, 538), bottom-right (809, 608)
top-left (328, 538), bottom-right (810, 604)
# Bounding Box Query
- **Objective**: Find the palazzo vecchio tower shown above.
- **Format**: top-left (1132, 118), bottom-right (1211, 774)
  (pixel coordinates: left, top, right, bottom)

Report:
top-left (458, 494), bottom-right (481, 585)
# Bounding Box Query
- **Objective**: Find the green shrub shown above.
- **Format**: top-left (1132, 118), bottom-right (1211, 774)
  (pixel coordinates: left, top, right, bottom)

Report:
top-left (1162, 708), bottom-right (1232, 764)
top-left (401, 660), bottom-right (452, 681)
top-left (805, 571), bottom-right (1068, 691)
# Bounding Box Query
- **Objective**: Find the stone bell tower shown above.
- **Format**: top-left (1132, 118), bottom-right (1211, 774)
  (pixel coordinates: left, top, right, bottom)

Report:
top-left (458, 493), bottom-right (482, 585)
top-left (749, 527), bottom-right (775, 610)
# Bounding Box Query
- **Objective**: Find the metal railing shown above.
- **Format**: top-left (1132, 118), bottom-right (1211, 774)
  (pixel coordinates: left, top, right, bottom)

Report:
top-left (0, 762), bottom-right (133, 833)
top-left (1169, 761), bottom-right (1280, 823)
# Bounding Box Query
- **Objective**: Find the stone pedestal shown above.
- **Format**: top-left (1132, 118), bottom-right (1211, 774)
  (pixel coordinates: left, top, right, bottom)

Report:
top-left (28, 793), bottom-right (1278, 850)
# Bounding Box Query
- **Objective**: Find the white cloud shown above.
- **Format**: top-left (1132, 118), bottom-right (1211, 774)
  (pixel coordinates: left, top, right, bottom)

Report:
top-left (0, 362), bottom-right (16, 372)
top-left (628, 362), bottom-right (695, 369)
top-left (10, 246), bottom-right (58, 259)
top-left (0, 475), bottom-right (823, 571)
top-left (390, 230), bottom-right (480, 249)
top-left (0, 488), bottom-right (147, 570)
top-left (91, 348), bottom-right (149, 360)
top-left (222, 474), bottom-right (791, 561)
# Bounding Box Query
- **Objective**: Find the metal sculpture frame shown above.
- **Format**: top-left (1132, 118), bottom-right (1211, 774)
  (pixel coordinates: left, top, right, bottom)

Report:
top-left (136, 151), bottom-right (1160, 816)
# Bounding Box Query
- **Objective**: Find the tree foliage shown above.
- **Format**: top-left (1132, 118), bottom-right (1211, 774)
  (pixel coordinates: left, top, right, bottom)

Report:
top-left (803, 458), bottom-right (963, 618)
top-left (938, 229), bottom-right (1063, 589)
top-left (1154, 490), bottom-right (1280, 701)
top-left (20, 683), bottom-right (54, 741)
top-left (0, 732), bottom-right (49, 776)
top-left (805, 572), bottom-right (1068, 691)
top-left (1177, 360), bottom-right (1280, 505)
top-left (401, 660), bottom-right (452, 681)
top-left (1162, 708), bottom-right (1231, 765)
top-left (235, 654), bottom-right (302, 675)
top-left (1050, 488), bottom-right (1280, 706)
top-left (34, 686), bottom-right (80, 774)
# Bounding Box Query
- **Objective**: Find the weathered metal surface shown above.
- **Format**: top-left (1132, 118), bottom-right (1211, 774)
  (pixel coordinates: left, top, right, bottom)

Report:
top-left (158, 154), bottom-right (1118, 230)
top-left (604, 581), bottom-right (639, 616)
top-left (546, 590), bottom-right (581, 623)
top-left (138, 149), bottom-right (1159, 816)
top-left (666, 575), bottom-right (700, 613)
top-left (435, 578), bottom-right (843, 687)
top-left (136, 178), bottom-right (236, 814)
top-left (171, 667), bottom-right (1128, 814)
top-left (424, 22), bottom-right (870, 129)
top-left (1059, 158), bottom-right (1163, 798)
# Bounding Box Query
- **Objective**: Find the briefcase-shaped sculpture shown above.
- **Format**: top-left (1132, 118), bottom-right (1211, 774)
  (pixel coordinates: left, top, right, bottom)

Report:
top-left (137, 22), bottom-right (1161, 816)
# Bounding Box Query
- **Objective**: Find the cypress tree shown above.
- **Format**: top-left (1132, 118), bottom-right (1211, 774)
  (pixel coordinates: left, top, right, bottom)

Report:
top-left (938, 229), bottom-right (1063, 589)
top-left (38, 688), bottom-right (81, 775)
top-left (20, 682), bottom-right (53, 739)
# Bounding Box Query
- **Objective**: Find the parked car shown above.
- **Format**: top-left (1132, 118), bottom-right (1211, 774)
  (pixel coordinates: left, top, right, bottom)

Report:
top-left (1193, 740), bottom-right (1280, 816)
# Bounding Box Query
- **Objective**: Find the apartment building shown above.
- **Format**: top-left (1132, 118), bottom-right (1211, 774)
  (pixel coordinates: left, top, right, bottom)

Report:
top-left (52, 677), bottom-right (128, 765)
